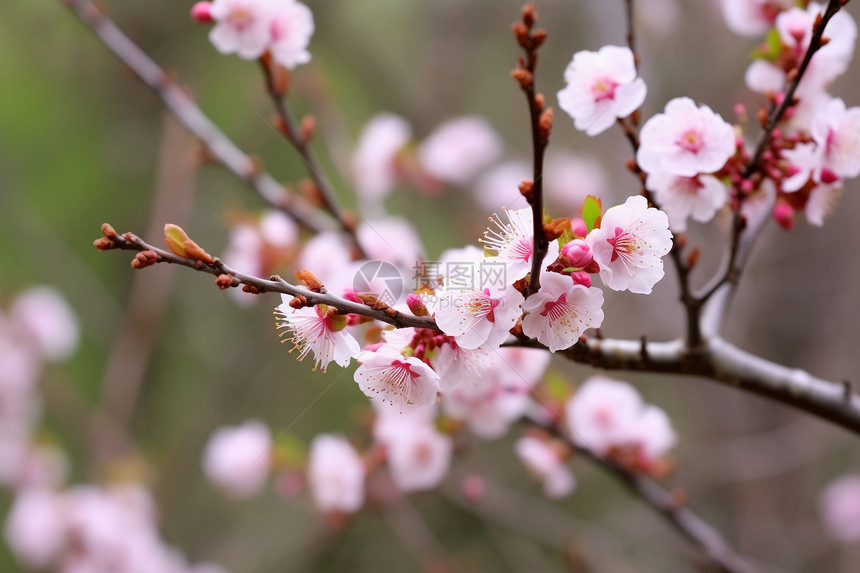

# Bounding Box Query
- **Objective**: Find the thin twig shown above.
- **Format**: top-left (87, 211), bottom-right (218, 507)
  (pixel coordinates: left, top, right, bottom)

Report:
top-left (96, 226), bottom-right (438, 331)
top-left (512, 5), bottom-right (552, 296)
top-left (259, 59), bottom-right (367, 257)
top-left (697, 0), bottom-right (846, 314)
top-left (526, 408), bottom-right (760, 573)
top-left (59, 0), bottom-right (335, 234)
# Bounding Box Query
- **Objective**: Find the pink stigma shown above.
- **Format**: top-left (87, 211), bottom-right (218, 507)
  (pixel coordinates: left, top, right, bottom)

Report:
top-left (677, 129), bottom-right (704, 154)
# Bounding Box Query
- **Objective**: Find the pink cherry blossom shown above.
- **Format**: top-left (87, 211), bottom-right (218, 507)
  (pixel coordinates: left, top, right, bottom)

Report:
top-left (442, 347), bottom-right (549, 439)
top-left (637, 97), bottom-right (736, 178)
top-left (3, 489), bottom-right (65, 569)
top-left (433, 284), bottom-right (524, 350)
top-left (209, 0), bottom-right (273, 59)
top-left (819, 474), bottom-right (860, 543)
top-left (480, 207), bottom-right (560, 280)
top-left (515, 436), bottom-right (575, 499)
top-left (354, 347), bottom-right (440, 410)
top-left (10, 286), bottom-right (79, 362)
top-left (297, 231), bottom-right (352, 288)
top-left (557, 45), bottom-right (647, 136)
top-left (721, 0), bottom-right (791, 37)
top-left (646, 172), bottom-right (728, 232)
top-left (565, 376), bottom-right (643, 454)
top-left (201, 420), bottom-right (272, 498)
top-left (385, 422), bottom-right (452, 492)
top-left (307, 434), bottom-right (365, 513)
top-left (352, 113), bottom-right (411, 201)
top-left (431, 340), bottom-right (493, 392)
top-left (811, 97), bottom-right (860, 179)
top-left (586, 195), bottom-right (672, 294)
top-left (472, 160), bottom-right (532, 211)
top-left (521, 271), bottom-right (604, 353)
top-left (418, 116), bottom-right (503, 185)
top-left (805, 183), bottom-right (843, 226)
top-left (275, 299), bottom-right (361, 372)
top-left (628, 405), bottom-right (677, 467)
top-left (545, 154), bottom-right (607, 211)
top-left (269, 0), bottom-right (314, 70)
top-left (357, 216), bottom-right (425, 271)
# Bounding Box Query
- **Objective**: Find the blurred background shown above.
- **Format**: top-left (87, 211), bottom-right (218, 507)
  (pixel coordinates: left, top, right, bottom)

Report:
top-left (1, 0), bottom-right (860, 571)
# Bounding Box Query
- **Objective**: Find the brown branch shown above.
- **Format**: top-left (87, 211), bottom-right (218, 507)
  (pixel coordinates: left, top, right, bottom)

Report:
top-left (59, 0), bottom-right (335, 234)
top-left (95, 225), bottom-right (439, 331)
top-left (259, 59), bottom-right (367, 258)
top-left (525, 408), bottom-right (760, 573)
top-left (508, 334), bottom-right (860, 435)
top-left (698, 0), bottom-right (846, 315)
top-left (512, 5), bottom-right (552, 296)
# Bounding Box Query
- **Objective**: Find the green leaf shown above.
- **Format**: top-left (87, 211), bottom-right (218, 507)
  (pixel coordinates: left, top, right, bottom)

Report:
top-left (582, 195), bottom-right (602, 233)
top-left (751, 28), bottom-right (782, 61)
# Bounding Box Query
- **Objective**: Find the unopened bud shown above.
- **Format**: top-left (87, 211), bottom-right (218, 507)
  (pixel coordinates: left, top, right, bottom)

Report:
top-left (357, 294), bottom-right (388, 311)
top-left (534, 93), bottom-right (545, 110)
top-left (101, 223), bottom-right (118, 239)
top-left (687, 248), bottom-right (700, 269)
top-left (512, 21), bottom-right (530, 46)
top-left (406, 293), bottom-right (429, 317)
top-left (190, 2), bottom-right (213, 23)
top-left (294, 269), bottom-right (324, 292)
top-left (570, 271), bottom-right (591, 288)
top-left (539, 107), bottom-right (554, 138)
top-left (561, 239), bottom-right (593, 269)
top-left (215, 274), bottom-right (234, 289)
top-left (522, 3), bottom-right (537, 28)
top-left (518, 180), bottom-right (534, 201)
top-left (131, 250), bottom-right (159, 269)
top-left (93, 237), bottom-right (113, 251)
top-left (462, 474), bottom-right (486, 503)
top-left (544, 218), bottom-right (571, 242)
top-left (511, 67), bottom-right (533, 88)
top-left (300, 114), bottom-right (316, 142)
top-left (242, 284), bottom-right (261, 295)
top-left (570, 218), bottom-right (588, 238)
top-left (532, 28), bottom-right (547, 47)
top-left (773, 202), bottom-right (795, 230)
top-left (820, 167), bottom-right (840, 184)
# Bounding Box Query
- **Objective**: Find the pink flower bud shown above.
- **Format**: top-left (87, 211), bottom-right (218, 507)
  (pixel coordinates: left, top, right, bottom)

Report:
top-left (773, 202), bottom-right (795, 230)
top-left (740, 179), bottom-right (754, 193)
top-left (570, 218), bottom-right (588, 237)
top-left (570, 271), bottom-right (592, 287)
top-left (462, 474), bottom-right (486, 503)
top-left (406, 293), bottom-right (429, 316)
top-left (561, 239), bottom-right (593, 269)
top-left (820, 168), bottom-right (840, 184)
top-left (733, 103), bottom-right (746, 118)
top-left (190, 2), bottom-right (214, 23)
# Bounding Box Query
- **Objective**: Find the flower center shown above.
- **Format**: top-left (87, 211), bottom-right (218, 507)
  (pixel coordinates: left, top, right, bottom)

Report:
top-left (606, 226), bottom-right (638, 263)
top-left (540, 292), bottom-right (568, 320)
top-left (591, 77), bottom-right (619, 102)
top-left (677, 129), bottom-right (704, 153)
top-left (228, 6), bottom-right (254, 30)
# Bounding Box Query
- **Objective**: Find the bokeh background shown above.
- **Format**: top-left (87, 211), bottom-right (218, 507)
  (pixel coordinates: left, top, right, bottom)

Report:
top-left (1, 0), bottom-right (860, 571)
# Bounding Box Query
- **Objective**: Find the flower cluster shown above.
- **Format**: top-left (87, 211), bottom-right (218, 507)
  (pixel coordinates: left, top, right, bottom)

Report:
top-left (0, 288), bottom-right (225, 573)
top-left (192, 0), bottom-right (315, 69)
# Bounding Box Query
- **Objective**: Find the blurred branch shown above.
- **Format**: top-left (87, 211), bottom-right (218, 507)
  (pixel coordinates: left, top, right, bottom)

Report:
top-left (511, 4), bottom-right (552, 296)
top-left (59, 0), bottom-right (335, 234)
top-left (259, 59), bottom-right (366, 258)
top-left (525, 407), bottom-right (760, 573)
top-left (383, 498), bottom-right (458, 572)
top-left (87, 115), bottom-right (197, 474)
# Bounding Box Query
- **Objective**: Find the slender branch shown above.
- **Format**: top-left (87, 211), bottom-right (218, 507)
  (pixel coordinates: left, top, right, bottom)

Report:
top-left (512, 5), bottom-right (552, 296)
top-left (624, 0), bottom-right (637, 69)
top-left (525, 407), bottom-right (760, 573)
top-left (59, 0), bottom-right (335, 234)
top-left (744, 0), bottom-right (844, 176)
top-left (698, 0), bottom-right (845, 317)
top-left (95, 225), bottom-right (438, 331)
top-left (259, 59), bottom-right (367, 258)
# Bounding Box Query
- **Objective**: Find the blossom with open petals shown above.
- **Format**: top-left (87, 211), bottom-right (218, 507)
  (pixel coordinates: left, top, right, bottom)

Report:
top-left (418, 116), bottom-right (503, 185)
top-left (637, 97), bottom-right (736, 178)
top-left (275, 298), bottom-right (361, 372)
top-left (307, 435), bottom-right (365, 513)
top-left (434, 285), bottom-right (524, 350)
top-left (647, 172), bottom-right (728, 232)
top-left (586, 195), bottom-right (672, 294)
top-left (355, 347), bottom-right (440, 410)
top-left (557, 45), bottom-right (647, 136)
top-left (819, 474), bottom-right (860, 543)
top-left (515, 436), bottom-right (575, 499)
top-left (201, 420), bottom-right (272, 498)
top-left (521, 271), bottom-right (604, 353)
